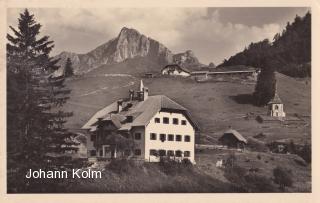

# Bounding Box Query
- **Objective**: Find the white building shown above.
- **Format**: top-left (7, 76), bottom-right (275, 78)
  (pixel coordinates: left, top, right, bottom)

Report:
top-left (161, 64), bottom-right (191, 77)
top-left (82, 80), bottom-right (199, 163)
top-left (268, 92), bottom-right (286, 118)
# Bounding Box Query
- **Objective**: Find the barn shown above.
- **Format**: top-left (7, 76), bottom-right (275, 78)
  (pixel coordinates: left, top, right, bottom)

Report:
top-left (218, 129), bottom-right (247, 149)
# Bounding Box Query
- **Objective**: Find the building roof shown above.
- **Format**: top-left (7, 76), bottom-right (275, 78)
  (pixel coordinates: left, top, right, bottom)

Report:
top-left (82, 95), bottom-right (199, 132)
top-left (213, 65), bottom-right (257, 72)
top-left (268, 93), bottom-right (283, 104)
top-left (162, 64), bottom-right (191, 74)
top-left (223, 129), bottom-right (247, 143)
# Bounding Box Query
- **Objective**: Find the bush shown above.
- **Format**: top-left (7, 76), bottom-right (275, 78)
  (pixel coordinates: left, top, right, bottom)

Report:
top-left (244, 174), bottom-right (277, 192)
top-left (257, 154), bottom-right (261, 160)
top-left (106, 159), bottom-right (136, 174)
top-left (273, 166), bottom-right (293, 191)
top-left (247, 138), bottom-right (269, 152)
top-left (297, 144), bottom-right (311, 164)
top-left (159, 157), bottom-right (193, 175)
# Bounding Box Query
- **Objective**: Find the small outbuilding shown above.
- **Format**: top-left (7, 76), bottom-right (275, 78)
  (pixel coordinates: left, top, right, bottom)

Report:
top-left (219, 129), bottom-right (247, 149)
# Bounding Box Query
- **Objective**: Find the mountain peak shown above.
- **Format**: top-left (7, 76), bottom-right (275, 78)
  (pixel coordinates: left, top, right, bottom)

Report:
top-left (118, 27), bottom-right (141, 37)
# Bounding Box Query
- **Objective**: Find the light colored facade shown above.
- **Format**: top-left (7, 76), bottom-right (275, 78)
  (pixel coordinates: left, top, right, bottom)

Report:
top-left (145, 111), bottom-right (195, 163)
top-left (268, 92), bottom-right (286, 118)
top-left (82, 80), bottom-right (198, 164)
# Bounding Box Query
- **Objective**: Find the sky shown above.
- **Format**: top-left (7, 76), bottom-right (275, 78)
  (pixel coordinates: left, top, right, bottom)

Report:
top-left (7, 7), bottom-right (309, 65)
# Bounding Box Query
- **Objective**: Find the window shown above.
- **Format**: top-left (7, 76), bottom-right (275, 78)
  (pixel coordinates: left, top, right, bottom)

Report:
top-left (275, 105), bottom-right (279, 110)
top-left (90, 150), bottom-right (96, 156)
top-left (134, 133), bottom-right (141, 140)
top-left (163, 117), bottom-right (169, 124)
top-left (159, 149), bottom-right (166, 156)
top-left (168, 134), bottom-right (174, 141)
top-left (173, 118), bottom-right (179, 125)
top-left (134, 149), bottom-right (141, 156)
top-left (176, 135), bottom-right (182, 142)
top-left (150, 133), bottom-right (157, 140)
top-left (184, 135), bottom-right (191, 142)
top-left (155, 117), bottom-right (160, 123)
top-left (150, 149), bottom-right (158, 156)
top-left (167, 150), bottom-right (174, 156)
top-left (184, 151), bottom-right (190, 157)
top-left (90, 134), bottom-right (96, 141)
top-left (175, 150), bottom-right (182, 157)
top-left (126, 116), bottom-right (133, 123)
top-left (160, 134), bottom-right (166, 142)
top-left (181, 120), bottom-right (187, 125)
top-left (124, 149), bottom-right (131, 156)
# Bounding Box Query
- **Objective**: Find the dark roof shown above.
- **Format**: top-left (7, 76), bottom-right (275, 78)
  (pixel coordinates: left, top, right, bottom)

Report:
top-left (162, 64), bottom-right (191, 74)
top-left (268, 93), bottom-right (283, 104)
top-left (82, 95), bottom-right (199, 132)
top-left (222, 129), bottom-right (247, 143)
top-left (211, 65), bottom-right (257, 73)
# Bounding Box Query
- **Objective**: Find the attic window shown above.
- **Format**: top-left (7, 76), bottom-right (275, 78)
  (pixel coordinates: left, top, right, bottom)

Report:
top-left (181, 120), bottom-right (187, 125)
top-left (126, 116), bottom-right (133, 123)
top-left (163, 117), bottom-right (169, 124)
top-left (155, 118), bottom-right (160, 123)
top-left (173, 118), bottom-right (179, 125)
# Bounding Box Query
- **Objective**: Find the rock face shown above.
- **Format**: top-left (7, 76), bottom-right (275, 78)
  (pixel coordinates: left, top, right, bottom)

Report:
top-left (54, 27), bottom-right (201, 75)
top-left (173, 50), bottom-right (203, 70)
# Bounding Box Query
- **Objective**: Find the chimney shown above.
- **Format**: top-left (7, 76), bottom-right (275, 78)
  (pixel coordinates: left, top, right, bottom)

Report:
top-left (117, 100), bottom-right (123, 113)
top-left (129, 89), bottom-right (134, 101)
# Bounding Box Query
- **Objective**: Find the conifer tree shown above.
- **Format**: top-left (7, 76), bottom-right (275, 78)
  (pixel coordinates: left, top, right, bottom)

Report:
top-left (252, 58), bottom-right (277, 106)
top-left (7, 9), bottom-right (78, 192)
top-left (64, 57), bottom-right (74, 77)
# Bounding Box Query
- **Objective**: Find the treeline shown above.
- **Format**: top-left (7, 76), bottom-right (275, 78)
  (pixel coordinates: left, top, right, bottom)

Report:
top-left (219, 12), bottom-right (311, 78)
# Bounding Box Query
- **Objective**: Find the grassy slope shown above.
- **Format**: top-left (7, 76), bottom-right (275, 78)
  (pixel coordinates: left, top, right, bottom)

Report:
top-left (65, 61), bottom-right (311, 144)
top-left (63, 60), bottom-right (311, 192)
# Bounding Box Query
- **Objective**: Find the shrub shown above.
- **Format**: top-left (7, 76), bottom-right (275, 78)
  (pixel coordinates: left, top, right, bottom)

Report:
top-left (297, 144), bottom-right (311, 163)
top-left (257, 154), bottom-right (261, 160)
top-left (224, 165), bottom-right (247, 189)
top-left (273, 166), bottom-right (293, 191)
top-left (244, 174), bottom-right (277, 192)
top-left (159, 157), bottom-right (193, 175)
top-left (106, 159), bottom-right (135, 174)
top-left (247, 138), bottom-right (269, 152)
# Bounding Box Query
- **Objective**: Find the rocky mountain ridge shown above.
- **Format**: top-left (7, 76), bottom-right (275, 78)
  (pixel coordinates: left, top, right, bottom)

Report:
top-left (54, 27), bottom-right (203, 76)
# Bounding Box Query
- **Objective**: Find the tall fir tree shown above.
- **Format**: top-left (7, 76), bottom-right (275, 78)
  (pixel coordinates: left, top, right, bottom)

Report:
top-left (253, 57), bottom-right (277, 106)
top-left (7, 9), bottom-right (78, 192)
top-left (64, 57), bottom-right (74, 77)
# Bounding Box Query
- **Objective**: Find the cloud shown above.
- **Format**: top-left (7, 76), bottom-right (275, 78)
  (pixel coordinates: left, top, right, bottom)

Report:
top-left (7, 7), bottom-right (302, 64)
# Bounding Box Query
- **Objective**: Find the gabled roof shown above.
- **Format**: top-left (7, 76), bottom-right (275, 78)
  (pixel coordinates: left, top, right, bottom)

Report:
top-left (81, 101), bottom-right (117, 130)
top-left (82, 95), bottom-right (199, 132)
top-left (223, 129), bottom-right (247, 143)
top-left (268, 93), bottom-right (283, 104)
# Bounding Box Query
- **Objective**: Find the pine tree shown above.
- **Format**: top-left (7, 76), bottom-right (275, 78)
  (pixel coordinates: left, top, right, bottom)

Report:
top-left (252, 59), bottom-right (276, 106)
top-left (7, 9), bottom-right (78, 192)
top-left (64, 57), bottom-right (74, 77)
